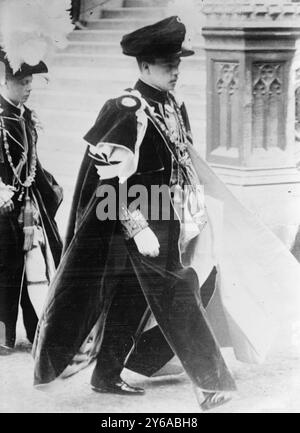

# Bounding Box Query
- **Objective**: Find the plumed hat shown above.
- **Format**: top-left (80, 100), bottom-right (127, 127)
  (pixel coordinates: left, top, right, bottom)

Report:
top-left (120, 16), bottom-right (194, 58)
top-left (0, 48), bottom-right (48, 80)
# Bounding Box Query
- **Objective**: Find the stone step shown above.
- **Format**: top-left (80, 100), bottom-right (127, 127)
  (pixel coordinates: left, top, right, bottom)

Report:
top-left (36, 102), bottom-right (206, 138)
top-left (52, 52), bottom-right (139, 69)
top-left (68, 29), bottom-right (125, 43)
top-left (86, 18), bottom-right (162, 30)
top-left (37, 109), bottom-right (95, 135)
top-left (68, 28), bottom-right (204, 45)
top-left (52, 52), bottom-right (205, 69)
top-left (32, 78), bottom-right (206, 99)
top-left (38, 130), bottom-right (86, 151)
top-left (30, 88), bottom-right (206, 113)
top-left (43, 65), bottom-right (206, 88)
top-left (100, 7), bottom-right (165, 20)
top-left (45, 65), bottom-right (140, 82)
top-left (34, 74), bottom-right (138, 94)
top-left (62, 40), bottom-right (204, 56)
top-left (30, 91), bottom-right (120, 112)
top-left (81, 0), bottom-right (124, 20)
top-left (63, 41), bottom-right (123, 56)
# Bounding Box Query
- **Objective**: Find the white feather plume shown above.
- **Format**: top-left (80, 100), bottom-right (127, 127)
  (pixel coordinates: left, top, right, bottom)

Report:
top-left (0, 0), bottom-right (73, 72)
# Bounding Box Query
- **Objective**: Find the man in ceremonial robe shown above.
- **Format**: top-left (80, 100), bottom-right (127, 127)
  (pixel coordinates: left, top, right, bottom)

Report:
top-left (0, 49), bottom-right (63, 354)
top-left (33, 16), bottom-right (300, 411)
top-left (33, 17), bottom-right (237, 410)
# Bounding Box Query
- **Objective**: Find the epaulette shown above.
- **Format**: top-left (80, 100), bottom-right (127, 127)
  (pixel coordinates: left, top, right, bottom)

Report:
top-left (115, 93), bottom-right (142, 112)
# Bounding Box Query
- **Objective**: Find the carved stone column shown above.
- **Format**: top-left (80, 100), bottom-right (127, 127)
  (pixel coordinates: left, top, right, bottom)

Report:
top-left (202, 2), bottom-right (300, 245)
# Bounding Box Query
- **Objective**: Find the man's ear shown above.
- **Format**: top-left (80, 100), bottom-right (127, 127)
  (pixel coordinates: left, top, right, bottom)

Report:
top-left (141, 61), bottom-right (150, 74)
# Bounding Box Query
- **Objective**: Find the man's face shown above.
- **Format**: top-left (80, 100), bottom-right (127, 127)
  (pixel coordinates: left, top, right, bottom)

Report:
top-left (143, 57), bottom-right (181, 91)
top-left (5, 75), bottom-right (33, 105)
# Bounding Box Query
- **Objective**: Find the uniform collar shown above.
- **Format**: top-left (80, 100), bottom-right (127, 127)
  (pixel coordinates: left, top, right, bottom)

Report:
top-left (0, 93), bottom-right (24, 117)
top-left (134, 79), bottom-right (170, 104)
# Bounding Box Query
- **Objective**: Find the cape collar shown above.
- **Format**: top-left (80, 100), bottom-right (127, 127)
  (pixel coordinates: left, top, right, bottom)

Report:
top-left (134, 79), bottom-right (170, 104)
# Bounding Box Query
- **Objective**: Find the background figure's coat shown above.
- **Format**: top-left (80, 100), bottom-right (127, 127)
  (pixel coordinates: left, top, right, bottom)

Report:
top-left (0, 95), bottom-right (63, 348)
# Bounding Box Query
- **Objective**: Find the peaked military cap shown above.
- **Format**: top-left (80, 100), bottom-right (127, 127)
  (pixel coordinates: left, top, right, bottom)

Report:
top-left (0, 48), bottom-right (48, 80)
top-left (120, 16), bottom-right (194, 58)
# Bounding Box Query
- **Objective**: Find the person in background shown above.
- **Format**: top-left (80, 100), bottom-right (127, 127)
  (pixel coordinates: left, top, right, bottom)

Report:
top-left (0, 49), bottom-right (63, 355)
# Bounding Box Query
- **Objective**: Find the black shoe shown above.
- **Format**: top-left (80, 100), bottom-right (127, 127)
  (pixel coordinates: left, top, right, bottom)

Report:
top-left (92, 379), bottom-right (145, 396)
top-left (0, 344), bottom-right (13, 356)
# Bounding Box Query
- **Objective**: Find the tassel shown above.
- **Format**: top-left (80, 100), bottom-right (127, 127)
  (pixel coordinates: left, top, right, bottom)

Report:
top-left (23, 194), bottom-right (34, 252)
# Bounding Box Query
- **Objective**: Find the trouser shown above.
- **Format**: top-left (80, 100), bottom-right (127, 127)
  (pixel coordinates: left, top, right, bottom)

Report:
top-left (90, 262), bottom-right (222, 387)
top-left (91, 266), bottom-right (174, 386)
top-left (124, 219), bottom-right (236, 392)
top-left (0, 264), bottom-right (38, 348)
top-left (125, 267), bottom-right (218, 377)
top-left (91, 218), bottom-right (236, 392)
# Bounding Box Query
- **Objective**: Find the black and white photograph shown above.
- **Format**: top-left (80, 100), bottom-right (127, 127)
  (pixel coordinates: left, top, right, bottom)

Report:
top-left (0, 0), bottom-right (300, 415)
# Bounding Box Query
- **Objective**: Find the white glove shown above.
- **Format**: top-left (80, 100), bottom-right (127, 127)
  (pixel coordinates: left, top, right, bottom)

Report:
top-left (134, 227), bottom-right (160, 257)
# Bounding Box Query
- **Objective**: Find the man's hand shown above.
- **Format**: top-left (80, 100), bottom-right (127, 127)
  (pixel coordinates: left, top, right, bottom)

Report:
top-left (0, 199), bottom-right (14, 216)
top-left (134, 227), bottom-right (160, 257)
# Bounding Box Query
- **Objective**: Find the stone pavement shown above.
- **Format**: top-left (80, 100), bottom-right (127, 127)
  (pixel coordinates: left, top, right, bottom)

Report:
top-left (1, 322), bottom-right (300, 413)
